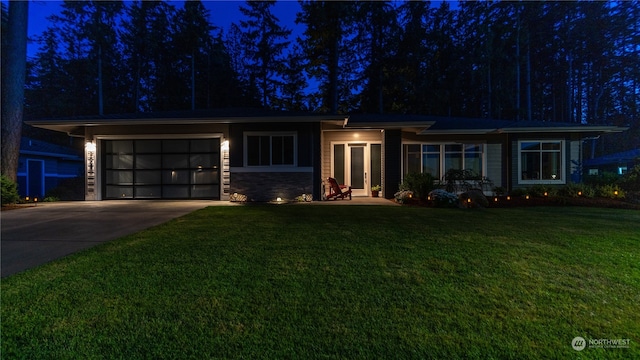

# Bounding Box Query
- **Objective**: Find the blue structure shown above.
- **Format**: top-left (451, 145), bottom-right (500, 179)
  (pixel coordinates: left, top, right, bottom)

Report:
top-left (17, 137), bottom-right (83, 199)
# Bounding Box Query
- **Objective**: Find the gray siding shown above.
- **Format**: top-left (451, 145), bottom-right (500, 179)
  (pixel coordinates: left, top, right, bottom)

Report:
top-left (486, 143), bottom-right (503, 188)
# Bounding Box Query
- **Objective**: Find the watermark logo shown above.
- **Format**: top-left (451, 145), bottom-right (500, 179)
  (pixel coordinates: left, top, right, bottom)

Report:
top-left (572, 337), bottom-right (586, 351)
top-left (572, 336), bottom-right (631, 351)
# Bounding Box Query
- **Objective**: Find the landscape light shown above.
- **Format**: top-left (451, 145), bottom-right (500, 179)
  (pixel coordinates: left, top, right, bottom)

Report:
top-left (578, 191), bottom-right (582, 196)
top-left (507, 196), bottom-right (511, 200)
top-left (525, 195), bottom-right (530, 200)
top-left (544, 192), bottom-right (548, 197)
top-left (494, 197), bottom-right (498, 202)
top-left (614, 190), bottom-right (619, 196)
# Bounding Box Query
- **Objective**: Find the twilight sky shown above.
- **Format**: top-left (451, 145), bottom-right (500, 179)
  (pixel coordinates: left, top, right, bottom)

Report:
top-left (24, 0), bottom-right (304, 57)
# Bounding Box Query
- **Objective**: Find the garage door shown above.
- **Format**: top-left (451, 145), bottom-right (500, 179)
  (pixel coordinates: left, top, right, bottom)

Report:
top-left (104, 138), bottom-right (220, 199)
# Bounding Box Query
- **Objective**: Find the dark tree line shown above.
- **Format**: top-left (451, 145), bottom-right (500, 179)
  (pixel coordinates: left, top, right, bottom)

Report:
top-left (18, 0), bottom-right (640, 153)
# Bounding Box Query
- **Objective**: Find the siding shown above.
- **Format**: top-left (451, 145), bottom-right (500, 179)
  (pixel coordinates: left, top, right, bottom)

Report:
top-left (486, 143), bottom-right (503, 188)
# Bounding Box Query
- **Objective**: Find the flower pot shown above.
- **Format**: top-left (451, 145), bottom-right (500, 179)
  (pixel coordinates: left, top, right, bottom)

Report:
top-left (371, 190), bottom-right (379, 198)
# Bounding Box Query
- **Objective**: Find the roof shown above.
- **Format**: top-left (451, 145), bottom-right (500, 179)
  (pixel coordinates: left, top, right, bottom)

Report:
top-left (26, 108), bottom-right (348, 134)
top-left (26, 109), bottom-right (626, 136)
top-left (20, 137), bottom-right (83, 160)
top-left (345, 114), bottom-right (625, 135)
top-left (583, 148), bottom-right (640, 167)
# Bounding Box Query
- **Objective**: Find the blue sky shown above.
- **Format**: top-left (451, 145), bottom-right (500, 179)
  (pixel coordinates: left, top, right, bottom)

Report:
top-left (25, 0), bottom-right (303, 57)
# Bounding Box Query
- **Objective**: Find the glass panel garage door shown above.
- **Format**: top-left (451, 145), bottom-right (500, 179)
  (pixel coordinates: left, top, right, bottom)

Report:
top-left (104, 139), bottom-right (220, 199)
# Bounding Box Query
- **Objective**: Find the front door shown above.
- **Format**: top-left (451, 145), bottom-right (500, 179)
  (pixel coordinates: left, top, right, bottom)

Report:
top-left (348, 144), bottom-right (368, 196)
top-left (333, 142), bottom-right (376, 197)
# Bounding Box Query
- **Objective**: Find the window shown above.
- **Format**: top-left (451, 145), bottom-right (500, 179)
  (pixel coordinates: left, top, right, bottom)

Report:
top-left (245, 133), bottom-right (296, 166)
top-left (519, 140), bottom-right (564, 183)
top-left (403, 143), bottom-right (484, 178)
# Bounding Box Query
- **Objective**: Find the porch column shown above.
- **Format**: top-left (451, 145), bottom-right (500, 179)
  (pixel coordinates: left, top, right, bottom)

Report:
top-left (312, 122), bottom-right (322, 201)
top-left (384, 129), bottom-right (402, 199)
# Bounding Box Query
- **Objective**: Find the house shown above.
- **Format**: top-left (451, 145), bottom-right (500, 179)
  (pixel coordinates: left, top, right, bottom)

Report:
top-left (583, 148), bottom-right (640, 176)
top-left (17, 136), bottom-right (84, 199)
top-left (26, 109), bottom-right (626, 201)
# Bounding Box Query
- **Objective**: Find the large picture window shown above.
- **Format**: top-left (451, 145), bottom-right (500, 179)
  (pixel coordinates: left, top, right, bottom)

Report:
top-left (245, 133), bottom-right (296, 167)
top-left (403, 143), bottom-right (484, 178)
top-left (519, 140), bottom-right (564, 183)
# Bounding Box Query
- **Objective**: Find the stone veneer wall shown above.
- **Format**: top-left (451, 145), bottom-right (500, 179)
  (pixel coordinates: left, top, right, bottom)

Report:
top-left (230, 172), bottom-right (314, 202)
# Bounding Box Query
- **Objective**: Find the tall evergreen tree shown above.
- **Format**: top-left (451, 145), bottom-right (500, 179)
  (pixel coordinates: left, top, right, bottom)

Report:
top-left (1, 1), bottom-right (28, 181)
top-left (239, 0), bottom-right (291, 109)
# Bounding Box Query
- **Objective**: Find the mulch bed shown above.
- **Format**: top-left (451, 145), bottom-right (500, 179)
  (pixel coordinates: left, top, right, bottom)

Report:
top-left (401, 196), bottom-right (640, 210)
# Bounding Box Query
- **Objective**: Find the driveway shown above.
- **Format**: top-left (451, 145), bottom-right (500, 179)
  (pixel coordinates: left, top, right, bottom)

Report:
top-left (1, 201), bottom-right (218, 278)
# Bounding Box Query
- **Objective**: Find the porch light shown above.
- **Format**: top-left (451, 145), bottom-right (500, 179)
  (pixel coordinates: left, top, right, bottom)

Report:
top-left (85, 140), bottom-right (96, 152)
top-left (221, 140), bottom-right (229, 151)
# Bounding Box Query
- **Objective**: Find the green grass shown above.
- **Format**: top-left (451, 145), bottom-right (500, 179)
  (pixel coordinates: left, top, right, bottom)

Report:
top-left (2, 206), bottom-right (639, 359)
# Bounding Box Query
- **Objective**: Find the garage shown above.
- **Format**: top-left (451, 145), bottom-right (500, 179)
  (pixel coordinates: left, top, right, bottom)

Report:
top-left (103, 138), bottom-right (220, 199)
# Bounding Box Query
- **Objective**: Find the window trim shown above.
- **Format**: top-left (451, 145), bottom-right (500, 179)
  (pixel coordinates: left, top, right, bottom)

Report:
top-left (517, 139), bottom-right (566, 185)
top-left (402, 142), bottom-right (486, 179)
top-left (243, 131), bottom-right (297, 168)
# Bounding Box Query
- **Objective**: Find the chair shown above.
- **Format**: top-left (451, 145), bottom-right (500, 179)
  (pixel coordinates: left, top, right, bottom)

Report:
top-left (326, 177), bottom-right (352, 200)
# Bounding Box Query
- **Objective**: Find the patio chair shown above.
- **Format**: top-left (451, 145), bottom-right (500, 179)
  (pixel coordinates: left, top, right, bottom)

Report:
top-left (326, 177), bottom-right (352, 200)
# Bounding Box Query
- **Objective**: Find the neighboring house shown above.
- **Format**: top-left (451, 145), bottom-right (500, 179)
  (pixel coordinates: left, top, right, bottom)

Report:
top-left (17, 137), bottom-right (84, 199)
top-left (583, 148), bottom-right (640, 176)
top-left (26, 109), bottom-right (626, 201)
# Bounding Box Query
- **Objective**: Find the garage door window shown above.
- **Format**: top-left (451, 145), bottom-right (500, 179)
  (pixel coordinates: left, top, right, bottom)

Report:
top-left (104, 139), bottom-right (220, 199)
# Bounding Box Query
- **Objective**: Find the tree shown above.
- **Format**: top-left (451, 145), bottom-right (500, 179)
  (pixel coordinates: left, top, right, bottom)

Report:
top-left (239, 0), bottom-right (291, 109)
top-left (297, 1), bottom-right (357, 114)
top-left (1, 1), bottom-right (28, 181)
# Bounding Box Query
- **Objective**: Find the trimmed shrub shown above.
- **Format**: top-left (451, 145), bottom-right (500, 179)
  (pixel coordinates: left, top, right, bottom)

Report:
top-left (394, 190), bottom-right (414, 204)
top-left (618, 165), bottom-right (640, 192)
top-left (596, 184), bottom-right (625, 199)
top-left (558, 183), bottom-right (595, 198)
top-left (399, 172), bottom-right (437, 200)
top-left (1, 175), bottom-right (20, 205)
top-left (527, 184), bottom-right (556, 197)
top-left (509, 187), bottom-right (528, 197)
top-left (584, 171), bottom-right (620, 187)
top-left (429, 189), bottom-right (458, 208)
top-left (460, 189), bottom-right (489, 208)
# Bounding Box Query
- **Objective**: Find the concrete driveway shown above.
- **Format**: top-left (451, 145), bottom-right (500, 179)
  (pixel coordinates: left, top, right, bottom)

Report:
top-left (1, 200), bottom-right (219, 278)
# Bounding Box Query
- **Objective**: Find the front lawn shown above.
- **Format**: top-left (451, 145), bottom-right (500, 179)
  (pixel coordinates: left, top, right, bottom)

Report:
top-left (2, 206), bottom-right (639, 358)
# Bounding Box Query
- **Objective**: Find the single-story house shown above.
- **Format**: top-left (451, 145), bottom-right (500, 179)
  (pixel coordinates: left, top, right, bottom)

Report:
top-left (17, 136), bottom-right (84, 199)
top-left (26, 109), bottom-right (626, 201)
top-left (583, 148), bottom-right (640, 176)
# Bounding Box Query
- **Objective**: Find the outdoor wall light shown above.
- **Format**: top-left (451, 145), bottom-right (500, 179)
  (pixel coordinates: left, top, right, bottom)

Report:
top-left (85, 140), bottom-right (96, 152)
top-left (221, 140), bottom-right (229, 151)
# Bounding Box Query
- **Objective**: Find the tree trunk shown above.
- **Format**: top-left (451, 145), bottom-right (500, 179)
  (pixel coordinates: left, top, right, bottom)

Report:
top-left (98, 44), bottom-right (104, 115)
top-left (1, 1), bottom-right (28, 181)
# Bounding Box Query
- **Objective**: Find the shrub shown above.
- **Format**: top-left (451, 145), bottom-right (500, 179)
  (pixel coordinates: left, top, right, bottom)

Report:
top-left (509, 188), bottom-right (528, 197)
top-left (557, 183), bottom-right (595, 198)
top-left (527, 184), bottom-right (556, 197)
top-left (584, 171), bottom-right (620, 187)
top-left (460, 189), bottom-right (489, 208)
top-left (428, 189), bottom-right (459, 208)
top-left (399, 172), bottom-right (437, 200)
top-left (1, 174), bottom-right (20, 205)
top-left (394, 190), bottom-right (414, 204)
top-left (618, 165), bottom-right (640, 192)
top-left (596, 184), bottom-right (625, 199)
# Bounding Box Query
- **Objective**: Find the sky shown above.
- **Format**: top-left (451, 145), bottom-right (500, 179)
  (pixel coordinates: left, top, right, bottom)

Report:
top-left (22, 0), bottom-right (303, 57)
